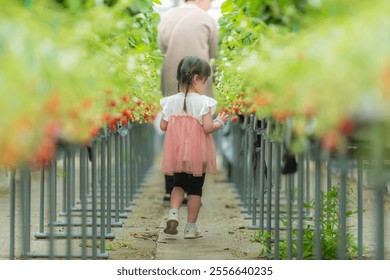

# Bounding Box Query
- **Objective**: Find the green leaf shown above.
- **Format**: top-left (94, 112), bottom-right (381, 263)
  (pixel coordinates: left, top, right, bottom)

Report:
top-left (141, 32), bottom-right (150, 44)
top-left (221, 0), bottom-right (233, 14)
top-left (152, 0), bottom-right (162, 4)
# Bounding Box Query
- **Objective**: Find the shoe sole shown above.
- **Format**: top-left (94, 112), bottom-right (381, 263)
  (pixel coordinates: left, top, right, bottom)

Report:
top-left (164, 219), bottom-right (179, 235)
top-left (184, 234), bottom-right (203, 239)
top-left (184, 231), bottom-right (203, 239)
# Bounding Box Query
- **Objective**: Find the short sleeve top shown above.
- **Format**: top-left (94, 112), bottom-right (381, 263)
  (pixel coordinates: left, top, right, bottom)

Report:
top-left (160, 92), bottom-right (217, 124)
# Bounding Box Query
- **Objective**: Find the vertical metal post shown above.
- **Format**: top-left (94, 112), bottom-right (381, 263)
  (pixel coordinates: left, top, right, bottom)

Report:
top-left (20, 167), bottom-right (30, 259)
top-left (49, 158), bottom-right (56, 259)
top-left (62, 155), bottom-right (67, 215)
top-left (337, 155), bottom-right (347, 259)
top-left (129, 128), bottom-right (134, 203)
top-left (370, 125), bottom-right (385, 260)
top-left (133, 126), bottom-right (139, 195)
top-left (273, 143), bottom-right (281, 259)
top-left (242, 120), bottom-right (249, 212)
top-left (114, 132), bottom-right (120, 223)
top-left (66, 148), bottom-right (72, 259)
top-left (106, 133), bottom-right (112, 235)
top-left (86, 148), bottom-right (90, 197)
top-left (125, 127), bottom-right (131, 209)
top-left (120, 133), bottom-right (125, 214)
top-left (251, 118), bottom-right (260, 228)
top-left (72, 150), bottom-right (76, 209)
top-left (91, 141), bottom-right (98, 259)
top-left (38, 167), bottom-right (45, 234)
top-left (327, 158), bottom-right (332, 192)
top-left (246, 116), bottom-right (254, 218)
top-left (375, 187), bottom-right (385, 259)
top-left (258, 120), bottom-right (266, 232)
top-left (326, 158), bottom-right (333, 222)
top-left (305, 156), bottom-right (311, 216)
top-left (314, 154), bottom-right (322, 259)
top-left (80, 147), bottom-right (88, 259)
top-left (27, 167), bottom-right (31, 255)
top-left (286, 174), bottom-right (293, 259)
top-left (100, 136), bottom-right (107, 257)
top-left (297, 154), bottom-right (304, 259)
top-left (266, 138), bottom-right (273, 249)
top-left (9, 170), bottom-right (16, 259)
top-left (357, 158), bottom-right (364, 259)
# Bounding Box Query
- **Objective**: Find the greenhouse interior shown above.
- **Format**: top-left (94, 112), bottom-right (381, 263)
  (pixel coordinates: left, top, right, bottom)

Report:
top-left (0, 0), bottom-right (389, 265)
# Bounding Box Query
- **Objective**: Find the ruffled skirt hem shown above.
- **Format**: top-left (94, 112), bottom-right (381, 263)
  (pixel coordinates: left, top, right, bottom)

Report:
top-left (161, 115), bottom-right (216, 176)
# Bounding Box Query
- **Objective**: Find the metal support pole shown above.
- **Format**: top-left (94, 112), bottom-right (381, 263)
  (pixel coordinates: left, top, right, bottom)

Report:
top-left (327, 158), bottom-right (332, 192)
top-left (375, 187), bottom-right (385, 259)
top-left (273, 143), bottom-right (281, 260)
top-left (338, 155), bottom-right (347, 259)
top-left (258, 120), bottom-right (266, 233)
top-left (125, 128), bottom-right (131, 209)
top-left (357, 158), bottom-right (364, 259)
top-left (305, 156), bottom-right (311, 216)
top-left (129, 129), bottom-right (134, 203)
top-left (266, 138), bottom-right (273, 249)
top-left (245, 116), bottom-right (254, 217)
top-left (91, 141), bottom-right (98, 259)
top-left (38, 167), bottom-right (45, 235)
top-left (106, 133), bottom-right (112, 234)
top-left (286, 174), bottom-right (293, 259)
top-left (314, 155), bottom-right (322, 259)
top-left (61, 155), bottom-right (67, 215)
top-left (71, 150), bottom-right (76, 209)
top-left (9, 170), bottom-right (16, 259)
top-left (114, 133), bottom-right (120, 224)
top-left (297, 154), bottom-right (304, 259)
top-left (49, 158), bottom-right (57, 259)
top-left (120, 134), bottom-right (125, 214)
top-left (80, 147), bottom-right (88, 259)
top-left (66, 148), bottom-right (73, 259)
top-left (100, 136), bottom-right (108, 257)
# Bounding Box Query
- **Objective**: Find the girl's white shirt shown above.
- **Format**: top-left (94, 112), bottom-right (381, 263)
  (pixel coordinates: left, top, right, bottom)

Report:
top-left (160, 92), bottom-right (217, 125)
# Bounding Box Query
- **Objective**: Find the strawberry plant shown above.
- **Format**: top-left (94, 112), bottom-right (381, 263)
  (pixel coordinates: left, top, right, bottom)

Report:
top-left (215, 0), bottom-right (308, 119)
top-left (0, 0), bottom-right (162, 168)
top-left (216, 0), bottom-right (390, 155)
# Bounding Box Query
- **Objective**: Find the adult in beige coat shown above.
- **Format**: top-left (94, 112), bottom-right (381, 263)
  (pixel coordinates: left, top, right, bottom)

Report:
top-left (158, 0), bottom-right (218, 98)
top-left (157, 0), bottom-right (218, 202)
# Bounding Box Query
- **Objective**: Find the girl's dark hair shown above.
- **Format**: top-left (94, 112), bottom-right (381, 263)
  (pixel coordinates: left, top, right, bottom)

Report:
top-left (176, 56), bottom-right (211, 112)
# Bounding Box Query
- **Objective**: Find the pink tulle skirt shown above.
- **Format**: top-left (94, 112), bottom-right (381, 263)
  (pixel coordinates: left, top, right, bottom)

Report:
top-left (162, 115), bottom-right (216, 177)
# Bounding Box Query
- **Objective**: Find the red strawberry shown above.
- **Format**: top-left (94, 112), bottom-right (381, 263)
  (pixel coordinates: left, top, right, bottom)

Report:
top-left (339, 118), bottom-right (355, 136)
top-left (110, 100), bottom-right (117, 107)
top-left (321, 131), bottom-right (339, 152)
top-left (120, 116), bottom-right (128, 126)
top-left (231, 115), bottom-right (239, 123)
top-left (122, 109), bottom-right (132, 119)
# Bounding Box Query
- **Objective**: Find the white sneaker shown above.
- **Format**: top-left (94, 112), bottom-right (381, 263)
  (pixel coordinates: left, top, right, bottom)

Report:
top-left (184, 227), bottom-right (203, 239)
top-left (163, 210), bottom-right (179, 235)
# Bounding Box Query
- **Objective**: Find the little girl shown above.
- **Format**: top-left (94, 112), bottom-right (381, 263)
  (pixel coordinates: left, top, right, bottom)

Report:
top-left (160, 56), bottom-right (229, 239)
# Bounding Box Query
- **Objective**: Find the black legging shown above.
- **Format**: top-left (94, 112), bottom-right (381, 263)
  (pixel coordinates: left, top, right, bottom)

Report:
top-left (165, 174), bottom-right (174, 194)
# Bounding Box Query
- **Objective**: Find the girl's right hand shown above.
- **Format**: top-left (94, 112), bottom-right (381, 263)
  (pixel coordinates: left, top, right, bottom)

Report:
top-left (217, 111), bottom-right (229, 126)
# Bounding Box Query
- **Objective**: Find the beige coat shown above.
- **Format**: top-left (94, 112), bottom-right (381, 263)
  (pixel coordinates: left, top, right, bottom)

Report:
top-left (158, 3), bottom-right (218, 97)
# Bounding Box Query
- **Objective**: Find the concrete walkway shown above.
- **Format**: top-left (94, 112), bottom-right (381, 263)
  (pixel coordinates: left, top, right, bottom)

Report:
top-left (107, 154), bottom-right (262, 260)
